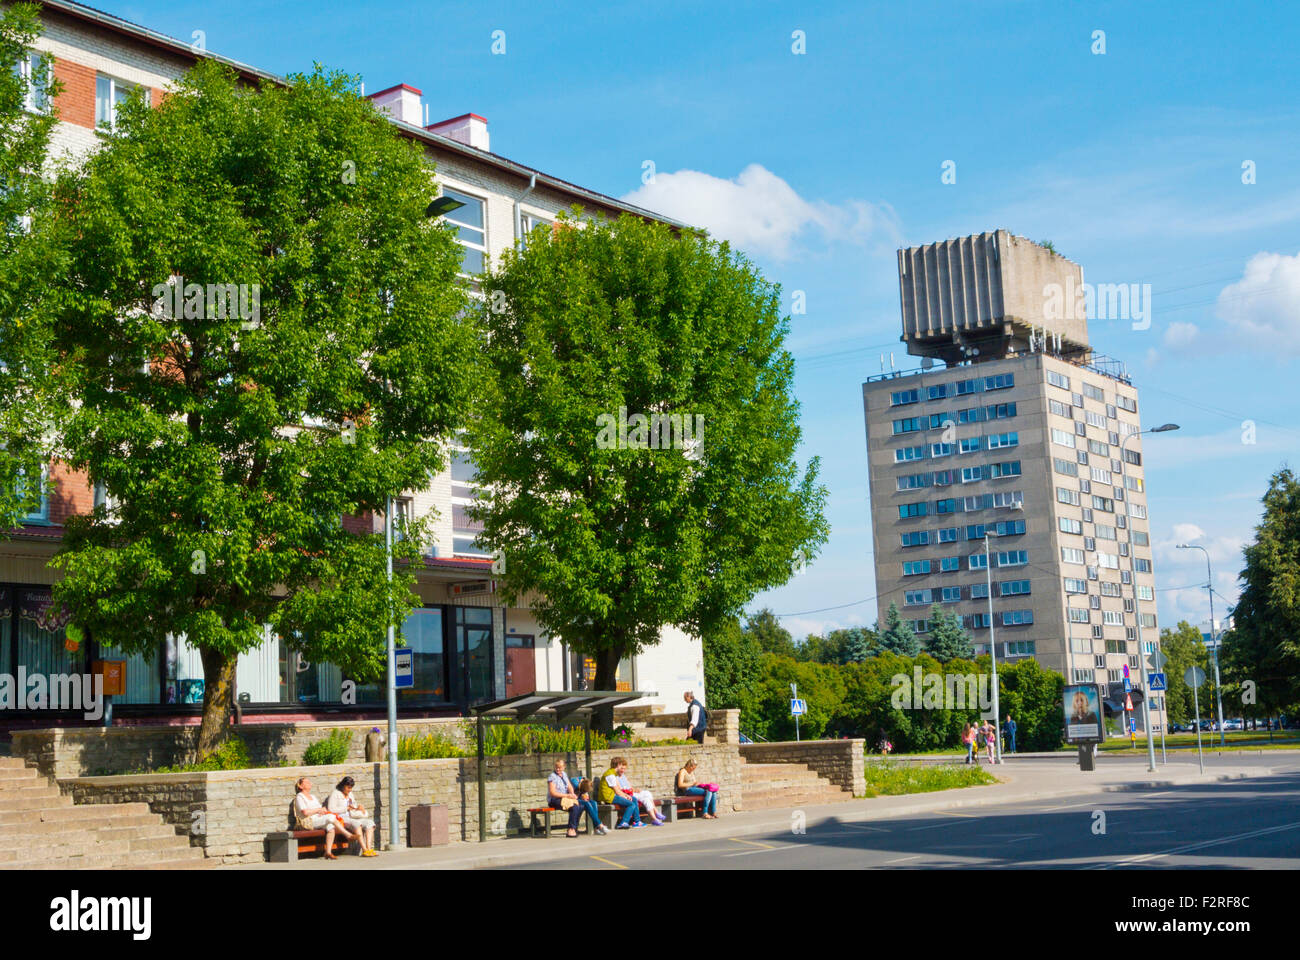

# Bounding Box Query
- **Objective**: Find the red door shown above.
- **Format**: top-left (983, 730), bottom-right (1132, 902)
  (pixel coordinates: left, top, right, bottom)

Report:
top-left (505, 635), bottom-right (536, 697)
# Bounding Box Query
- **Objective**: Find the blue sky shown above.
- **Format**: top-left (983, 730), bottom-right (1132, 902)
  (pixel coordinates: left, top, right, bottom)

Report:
top-left (105, 0), bottom-right (1300, 638)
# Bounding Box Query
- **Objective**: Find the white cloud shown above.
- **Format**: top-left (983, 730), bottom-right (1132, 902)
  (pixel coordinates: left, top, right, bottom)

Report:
top-left (622, 163), bottom-right (900, 261)
top-left (1171, 522), bottom-right (1205, 543)
top-left (1216, 251), bottom-right (1300, 352)
top-left (1163, 321), bottom-right (1200, 350)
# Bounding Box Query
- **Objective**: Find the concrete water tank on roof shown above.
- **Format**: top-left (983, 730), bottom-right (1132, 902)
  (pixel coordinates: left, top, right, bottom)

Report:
top-left (896, 229), bottom-right (1090, 363)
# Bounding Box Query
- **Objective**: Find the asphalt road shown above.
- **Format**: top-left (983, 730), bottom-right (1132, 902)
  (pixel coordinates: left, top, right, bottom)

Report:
top-left (491, 766), bottom-right (1300, 870)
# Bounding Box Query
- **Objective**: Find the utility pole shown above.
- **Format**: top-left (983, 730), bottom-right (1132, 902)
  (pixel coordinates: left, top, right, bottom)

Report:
top-left (385, 495), bottom-right (401, 850)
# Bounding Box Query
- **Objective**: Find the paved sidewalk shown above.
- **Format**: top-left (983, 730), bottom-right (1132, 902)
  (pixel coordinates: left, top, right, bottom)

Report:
top-left (234, 752), bottom-right (1285, 870)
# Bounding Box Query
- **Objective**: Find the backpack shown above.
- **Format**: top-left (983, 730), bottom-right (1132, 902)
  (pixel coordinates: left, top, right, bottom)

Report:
top-left (691, 701), bottom-right (708, 733)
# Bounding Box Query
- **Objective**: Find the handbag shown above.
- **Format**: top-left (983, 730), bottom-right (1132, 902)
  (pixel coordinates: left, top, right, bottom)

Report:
top-left (559, 797), bottom-right (577, 810)
top-left (699, 782), bottom-right (719, 792)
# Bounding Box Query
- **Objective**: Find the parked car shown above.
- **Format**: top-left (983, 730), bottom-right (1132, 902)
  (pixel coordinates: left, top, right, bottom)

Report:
top-left (1169, 723), bottom-right (1192, 733)
top-left (1223, 719), bottom-right (1243, 731)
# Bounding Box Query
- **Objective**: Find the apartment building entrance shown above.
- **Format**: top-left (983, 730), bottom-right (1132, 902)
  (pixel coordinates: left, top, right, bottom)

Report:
top-left (504, 634), bottom-right (535, 697)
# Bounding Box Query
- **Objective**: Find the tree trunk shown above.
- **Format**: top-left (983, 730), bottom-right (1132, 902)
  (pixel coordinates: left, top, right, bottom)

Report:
top-left (592, 645), bottom-right (623, 734)
top-left (196, 648), bottom-right (236, 760)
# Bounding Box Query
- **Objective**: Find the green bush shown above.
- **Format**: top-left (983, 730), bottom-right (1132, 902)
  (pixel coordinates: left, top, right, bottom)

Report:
top-left (861, 759), bottom-right (996, 797)
top-left (482, 724), bottom-right (607, 756)
top-left (397, 731), bottom-right (467, 759)
top-left (302, 729), bottom-right (353, 766)
top-left (155, 735), bottom-right (252, 773)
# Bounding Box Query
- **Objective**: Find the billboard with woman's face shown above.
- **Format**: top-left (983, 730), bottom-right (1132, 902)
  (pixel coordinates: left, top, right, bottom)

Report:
top-left (1064, 683), bottom-right (1104, 743)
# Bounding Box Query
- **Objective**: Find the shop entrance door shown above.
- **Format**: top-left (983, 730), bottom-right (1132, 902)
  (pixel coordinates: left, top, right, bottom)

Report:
top-left (504, 635), bottom-right (535, 697)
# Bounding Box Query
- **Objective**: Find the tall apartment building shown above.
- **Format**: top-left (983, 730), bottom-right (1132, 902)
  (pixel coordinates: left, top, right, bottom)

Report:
top-left (1, 0), bottom-right (703, 733)
top-left (862, 231), bottom-right (1165, 734)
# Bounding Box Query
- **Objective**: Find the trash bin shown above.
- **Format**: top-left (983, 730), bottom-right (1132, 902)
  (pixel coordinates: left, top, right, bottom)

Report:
top-left (408, 803), bottom-right (449, 847)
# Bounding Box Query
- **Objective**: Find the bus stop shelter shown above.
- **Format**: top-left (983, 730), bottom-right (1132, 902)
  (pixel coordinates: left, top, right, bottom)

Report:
top-left (468, 690), bottom-right (655, 842)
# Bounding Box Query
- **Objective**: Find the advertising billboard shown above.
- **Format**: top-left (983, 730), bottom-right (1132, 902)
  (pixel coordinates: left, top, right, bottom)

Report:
top-left (1064, 683), bottom-right (1105, 744)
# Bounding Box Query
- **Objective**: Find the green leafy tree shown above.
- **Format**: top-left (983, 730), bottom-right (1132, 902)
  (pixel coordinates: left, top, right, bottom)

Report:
top-left (840, 627), bottom-right (877, 663)
top-left (1222, 469), bottom-right (1300, 723)
top-left (924, 605), bottom-right (974, 662)
top-left (701, 615), bottom-right (762, 713)
top-left (997, 656), bottom-right (1065, 751)
top-left (879, 601), bottom-right (920, 656)
top-left (466, 214), bottom-right (828, 727)
top-left (0, 2), bottom-right (65, 529)
top-left (745, 608), bottom-right (798, 659)
top-left (46, 63), bottom-right (478, 756)
top-left (748, 654), bottom-right (845, 741)
top-left (1160, 620), bottom-right (1210, 726)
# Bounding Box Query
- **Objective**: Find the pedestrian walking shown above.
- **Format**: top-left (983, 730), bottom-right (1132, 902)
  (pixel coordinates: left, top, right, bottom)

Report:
top-left (1003, 714), bottom-right (1017, 754)
top-left (983, 720), bottom-right (995, 763)
top-left (961, 722), bottom-right (974, 764)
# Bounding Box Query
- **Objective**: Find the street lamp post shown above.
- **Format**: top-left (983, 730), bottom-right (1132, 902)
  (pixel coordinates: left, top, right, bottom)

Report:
top-left (1178, 543), bottom-right (1227, 747)
top-left (983, 531), bottom-right (1002, 763)
top-left (1119, 423), bottom-right (1178, 772)
top-left (384, 496), bottom-right (400, 850)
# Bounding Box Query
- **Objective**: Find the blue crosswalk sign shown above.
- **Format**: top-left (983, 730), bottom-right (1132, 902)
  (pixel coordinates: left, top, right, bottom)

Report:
top-left (1149, 672), bottom-right (1167, 691)
top-left (790, 698), bottom-right (807, 716)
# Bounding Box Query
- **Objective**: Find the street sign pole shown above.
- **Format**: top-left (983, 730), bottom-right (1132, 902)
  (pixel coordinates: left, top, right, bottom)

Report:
top-left (1186, 664), bottom-right (1207, 774)
top-left (791, 683), bottom-right (800, 742)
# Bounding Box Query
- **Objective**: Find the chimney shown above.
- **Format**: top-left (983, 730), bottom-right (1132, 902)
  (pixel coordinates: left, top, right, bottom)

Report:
top-left (427, 113), bottom-right (490, 152)
top-left (367, 83), bottom-right (424, 127)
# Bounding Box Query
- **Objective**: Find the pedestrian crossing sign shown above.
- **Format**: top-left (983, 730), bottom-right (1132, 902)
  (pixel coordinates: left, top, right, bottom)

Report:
top-left (1149, 672), bottom-right (1167, 691)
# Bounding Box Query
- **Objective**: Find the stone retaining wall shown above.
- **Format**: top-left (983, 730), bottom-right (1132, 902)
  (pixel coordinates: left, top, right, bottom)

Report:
top-left (740, 739), bottom-right (866, 796)
top-left (648, 708), bottom-right (739, 744)
top-left (61, 743), bottom-right (741, 864)
top-left (13, 718), bottom-right (471, 780)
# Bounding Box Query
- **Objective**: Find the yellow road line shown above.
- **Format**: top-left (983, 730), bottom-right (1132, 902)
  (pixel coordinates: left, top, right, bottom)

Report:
top-left (588, 855), bottom-right (628, 869)
top-left (727, 837), bottom-right (775, 850)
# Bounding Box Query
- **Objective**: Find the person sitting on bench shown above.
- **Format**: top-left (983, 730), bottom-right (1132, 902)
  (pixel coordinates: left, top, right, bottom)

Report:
top-left (618, 761), bottom-right (665, 826)
top-left (598, 757), bottom-right (642, 828)
top-left (547, 758), bottom-right (606, 837)
top-left (294, 776), bottom-right (353, 860)
top-left (675, 758), bottom-right (719, 818)
top-left (327, 776), bottom-right (379, 857)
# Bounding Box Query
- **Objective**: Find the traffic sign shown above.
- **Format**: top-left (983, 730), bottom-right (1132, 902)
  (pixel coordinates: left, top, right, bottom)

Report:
top-left (394, 647), bottom-right (414, 688)
top-left (1148, 650), bottom-right (1168, 672)
top-left (1184, 665), bottom-right (1206, 688)
top-left (1122, 663), bottom-right (1130, 679)
top-left (1149, 672), bottom-right (1167, 691)
top-left (1123, 677), bottom-right (1131, 693)
top-left (790, 698), bottom-right (807, 716)
top-left (1124, 693), bottom-right (1134, 711)
top-left (1130, 717), bottom-right (1137, 733)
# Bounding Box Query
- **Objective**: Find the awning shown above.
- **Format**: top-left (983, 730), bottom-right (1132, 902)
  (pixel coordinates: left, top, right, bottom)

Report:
top-left (468, 690), bottom-right (657, 842)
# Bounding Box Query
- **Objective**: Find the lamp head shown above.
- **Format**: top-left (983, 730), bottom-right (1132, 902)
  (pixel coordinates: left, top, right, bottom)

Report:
top-left (1150, 423), bottom-right (1180, 433)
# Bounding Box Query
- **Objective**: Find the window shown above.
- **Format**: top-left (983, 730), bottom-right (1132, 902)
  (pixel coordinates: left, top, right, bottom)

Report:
top-left (1080, 478), bottom-right (1092, 495)
top-left (1073, 668), bottom-right (1094, 683)
top-left (1097, 553), bottom-right (1119, 570)
top-left (1102, 610), bottom-right (1125, 626)
top-left (892, 417), bottom-right (922, 435)
top-left (1000, 579), bottom-right (1031, 597)
top-left (391, 497), bottom-right (414, 542)
top-left (903, 560), bottom-right (932, 576)
top-left (1057, 486), bottom-right (1081, 506)
top-left (984, 373), bottom-right (1014, 391)
top-left (1105, 638), bottom-right (1125, 654)
top-left (994, 519), bottom-right (1025, 536)
top-left (935, 498), bottom-right (957, 515)
top-left (1002, 610), bottom-right (1034, 626)
top-left (927, 384), bottom-right (949, 400)
top-left (970, 582), bottom-right (989, 599)
top-left (1090, 467), bottom-right (1112, 484)
top-left (1118, 541), bottom-right (1129, 557)
top-left (933, 470), bottom-right (953, 486)
top-left (901, 530), bottom-right (930, 547)
top-left (96, 74), bottom-right (141, 131)
top-left (1075, 420), bottom-right (1087, 436)
top-left (1059, 516), bottom-right (1083, 535)
top-left (1122, 570), bottom-right (1132, 585)
top-left (895, 445), bottom-right (926, 462)
top-left (1085, 410), bottom-right (1107, 429)
top-left (1101, 581), bottom-right (1122, 597)
top-left (909, 620), bottom-right (931, 635)
top-left (957, 407), bottom-right (986, 424)
top-left (1134, 558), bottom-right (1152, 573)
top-left (519, 212), bottom-right (553, 247)
top-left (1082, 507), bottom-right (1094, 522)
top-left (1087, 565), bottom-right (1099, 581)
top-left (1053, 457), bottom-right (1079, 477)
top-left (1047, 370), bottom-right (1070, 390)
top-left (15, 467), bottom-right (50, 522)
top-left (928, 414), bottom-right (947, 429)
top-left (996, 550), bottom-right (1028, 567)
top-left (1124, 449), bottom-right (1142, 466)
top-left (1005, 640), bottom-right (1036, 657)
top-left (1128, 503), bottom-right (1148, 519)
top-left (1082, 382), bottom-right (1105, 402)
top-left (1123, 598), bottom-right (1135, 613)
top-left (1061, 547), bottom-right (1085, 564)
top-left (451, 445), bottom-right (488, 556)
top-left (931, 442), bottom-right (953, 457)
top-left (1088, 439), bottom-right (1110, 457)
top-left (890, 389), bottom-right (920, 406)
top-left (1050, 399), bottom-right (1072, 419)
top-left (960, 466), bottom-right (983, 483)
top-left (1127, 627), bottom-right (1138, 641)
top-left (905, 589), bottom-right (932, 606)
top-left (966, 613), bottom-right (991, 629)
top-left (1064, 578), bottom-right (1087, 594)
top-left (1072, 393), bottom-right (1085, 409)
top-left (1137, 585), bottom-right (1154, 601)
top-left (1084, 537), bottom-right (1096, 552)
top-left (1092, 495), bottom-right (1115, 513)
top-left (987, 432), bottom-right (1019, 449)
top-left (965, 523), bottom-right (986, 540)
top-left (1068, 607), bottom-right (1090, 624)
top-left (898, 472), bottom-right (933, 491)
top-left (940, 557), bottom-right (960, 572)
top-left (955, 378), bottom-right (979, 396)
top-left (990, 460), bottom-right (1021, 478)
top-left (1116, 394), bottom-right (1137, 413)
top-left (1125, 475), bottom-right (1145, 492)
top-left (940, 586), bottom-right (961, 602)
top-left (1077, 450), bottom-right (1090, 465)
top-left (1092, 625), bottom-right (1105, 639)
top-left (898, 501), bottom-right (929, 519)
top-left (1051, 428), bottom-right (1076, 449)
top-left (15, 52), bottom-right (49, 113)
top-left (937, 527), bottom-right (959, 543)
top-left (968, 552), bottom-right (988, 570)
top-left (986, 402), bottom-right (1017, 420)
top-left (959, 437), bottom-right (982, 454)
top-left (1107, 668), bottom-right (1122, 682)
top-left (440, 187), bottom-right (487, 274)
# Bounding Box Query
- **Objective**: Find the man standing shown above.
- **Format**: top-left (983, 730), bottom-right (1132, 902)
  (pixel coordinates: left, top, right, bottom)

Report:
top-left (684, 690), bottom-right (707, 745)
top-left (1003, 714), bottom-right (1017, 754)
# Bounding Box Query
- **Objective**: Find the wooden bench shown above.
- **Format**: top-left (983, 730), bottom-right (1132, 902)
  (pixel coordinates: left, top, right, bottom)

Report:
top-left (663, 794), bottom-right (707, 821)
top-left (265, 828), bottom-right (354, 862)
top-left (526, 806), bottom-right (592, 838)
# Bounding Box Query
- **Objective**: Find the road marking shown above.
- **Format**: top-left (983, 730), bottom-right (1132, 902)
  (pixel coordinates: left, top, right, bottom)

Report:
top-left (589, 855), bottom-right (628, 870)
top-left (884, 854), bottom-right (922, 863)
top-left (840, 823), bottom-right (888, 833)
top-left (907, 821), bottom-right (957, 831)
top-left (935, 810), bottom-right (979, 818)
top-left (1091, 820), bottom-right (1300, 869)
top-left (727, 838), bottom-right (774, 850)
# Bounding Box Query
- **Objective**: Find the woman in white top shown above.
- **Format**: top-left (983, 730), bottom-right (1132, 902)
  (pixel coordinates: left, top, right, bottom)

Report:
top-left (293, 776), bottom-right (353, 860)
top-left (327, 776), bottom-right (378, 857)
